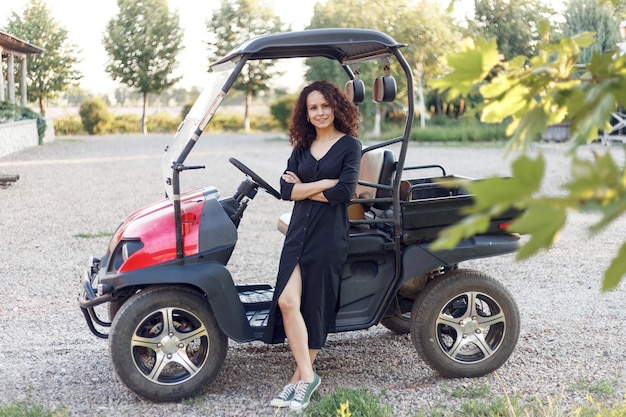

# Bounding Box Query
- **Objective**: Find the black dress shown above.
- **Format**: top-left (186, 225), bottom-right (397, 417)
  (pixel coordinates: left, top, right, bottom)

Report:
top-left (263, 135), bottom-right (361, 349)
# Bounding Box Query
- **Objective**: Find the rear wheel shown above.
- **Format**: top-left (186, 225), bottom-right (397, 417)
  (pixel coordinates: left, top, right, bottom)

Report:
top-left (380, 296), bottom-right (413, 334)
top-left (109, 286), bottom-right (228, 401)
top-left (410, 269), bottom-right (519, 378)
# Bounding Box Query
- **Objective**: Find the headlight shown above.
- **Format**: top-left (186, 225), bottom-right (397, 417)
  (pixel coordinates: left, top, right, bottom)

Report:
top-left (110, 239), bottom-right (144, 272)
top-left (121, 240), bottom-right (143, 262)
top-left (122, 242), bottom-right (130, 261)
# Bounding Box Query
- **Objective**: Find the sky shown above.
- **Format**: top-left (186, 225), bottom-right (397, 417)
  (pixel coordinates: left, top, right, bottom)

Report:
top-left (0, 0), bottom-right (564, 95)
top-left (0, 0), bottom-right (318, 94)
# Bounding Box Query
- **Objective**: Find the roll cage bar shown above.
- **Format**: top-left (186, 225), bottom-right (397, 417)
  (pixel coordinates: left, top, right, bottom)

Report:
top-left (212, 28), bottom-right (415, 241)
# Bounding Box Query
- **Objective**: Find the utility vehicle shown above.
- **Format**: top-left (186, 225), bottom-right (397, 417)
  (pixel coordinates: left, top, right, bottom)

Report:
top-left (79, 28), bottom-right (522, 402)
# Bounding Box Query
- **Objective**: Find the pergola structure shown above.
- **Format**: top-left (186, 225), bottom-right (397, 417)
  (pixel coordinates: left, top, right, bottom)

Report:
top-left (0, 31), bottom-right (44, 106)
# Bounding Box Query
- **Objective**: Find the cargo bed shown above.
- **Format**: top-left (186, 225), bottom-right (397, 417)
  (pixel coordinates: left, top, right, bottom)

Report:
top-left (399, 175), bottom-right (521, 244)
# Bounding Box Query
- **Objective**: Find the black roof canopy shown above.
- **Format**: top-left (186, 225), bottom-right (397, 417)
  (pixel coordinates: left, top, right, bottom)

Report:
top-left (212, 28), bottom-right (406, 67)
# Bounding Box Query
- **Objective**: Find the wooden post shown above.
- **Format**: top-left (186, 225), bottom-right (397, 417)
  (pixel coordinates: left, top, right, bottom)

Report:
top-left (0, 45), bottom-right (4, 102)
top-left (20, 54), bottom-right (27, 106)
top-left (7, 53), bottom-right (15, 104)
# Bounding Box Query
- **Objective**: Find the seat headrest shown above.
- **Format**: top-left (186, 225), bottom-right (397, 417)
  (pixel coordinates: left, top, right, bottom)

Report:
top-left (345, 79), bottom-right (365, 105)
top-left (373, 76), bottom-right (396, 102)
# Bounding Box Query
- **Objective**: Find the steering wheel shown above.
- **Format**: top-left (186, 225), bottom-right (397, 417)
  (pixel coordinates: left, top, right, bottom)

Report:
top-left (229, 157), bottom-right (281, 199)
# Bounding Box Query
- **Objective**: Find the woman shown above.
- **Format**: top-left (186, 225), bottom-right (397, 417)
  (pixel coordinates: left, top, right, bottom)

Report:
top-left (264, 80), bottom-right (361, 411)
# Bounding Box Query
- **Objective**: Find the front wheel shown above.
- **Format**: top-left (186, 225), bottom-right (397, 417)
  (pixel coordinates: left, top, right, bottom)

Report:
top-left (410, 269), bottom-right (520, 378)
top-left (109, 286), bottom-right (228, 401)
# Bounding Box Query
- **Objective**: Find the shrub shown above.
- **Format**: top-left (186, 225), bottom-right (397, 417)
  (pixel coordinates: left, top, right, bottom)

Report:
top-left (18, 105), bottom-right (47, 143)
top-left (250, 113), bottom-right (281, 131)
top-left (426, 115), bottom-right (459, 127)
top-left (180, 102), bottom-right (193, 121)
top-left (206, 113), bottom-right (244, 131)
top-left (200, 112), bottom-right (281, 132)
top-left (79, 98), bottom-right (112, 135)
top-left (410, 117), bottom-right (509, 142)
top-left (270, 94), bottom-right (297, 129)
top-left (110, 114), bottom-right (141, 133)
top-left (147, 112), bottom-right (181, 133)
top-left (0, 101), bottom-right (47, 143)
top-left (304, 386), bottom-right (392, 417)
top-left (53, 114), bottom-right (84, 135)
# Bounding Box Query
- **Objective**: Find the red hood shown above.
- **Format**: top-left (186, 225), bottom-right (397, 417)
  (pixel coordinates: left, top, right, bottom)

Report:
top-left (112, 188), bottom-right (213, 272)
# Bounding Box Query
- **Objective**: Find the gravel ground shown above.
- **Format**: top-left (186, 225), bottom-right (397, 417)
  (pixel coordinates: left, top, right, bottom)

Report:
top-left (0, 133), bottom-right (625, 417)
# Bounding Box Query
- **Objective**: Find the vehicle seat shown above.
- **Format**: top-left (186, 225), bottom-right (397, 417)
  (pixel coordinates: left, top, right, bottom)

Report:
top-left (277, 211), bottom-right (291, 235)
top-left (277, 148), bottom-right (395, 234)
top-left (351, 148), bottom-right (395, 218)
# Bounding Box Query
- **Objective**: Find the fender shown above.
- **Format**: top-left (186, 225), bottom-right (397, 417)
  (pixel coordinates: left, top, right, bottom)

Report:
top-left (430, 234), bottom-right (520, 265)
top-left (401, 234), bottom-right (520, 283)
top-left (101, 261), bottom-right (255, 342)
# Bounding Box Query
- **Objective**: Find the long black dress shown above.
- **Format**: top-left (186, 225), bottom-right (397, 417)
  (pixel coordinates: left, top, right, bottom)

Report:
top-left (263, 135), bottom-right (361, 349)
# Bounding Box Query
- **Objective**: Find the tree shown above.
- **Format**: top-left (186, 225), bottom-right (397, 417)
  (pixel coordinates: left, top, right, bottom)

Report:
top-left (562, 0), bottom-right (622, 64)
top-left (4, 0), bottom-right (82, 116)
top-left (394, 2), bottom-right (463, 123)
top-left (62, 86), bottom-right (90, 107)
top-left (306, 0), bottom-right (401, 136)
top-left (206, 0), bottom-right (288, 133)
top-left (615, 0), bottom-right (626, 17)
top-left (306, 0), bottom-right (461, 133)
top-left (429, 18), bottom-right (626, 291)
top-left (103, 0), bottom-right (183, 134)
top-left (469, 0), bottom-right (556, 60)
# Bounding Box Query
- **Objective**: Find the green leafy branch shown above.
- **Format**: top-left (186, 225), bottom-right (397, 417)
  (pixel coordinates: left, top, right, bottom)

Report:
top-left (429, 22), bottom-right (626, 291)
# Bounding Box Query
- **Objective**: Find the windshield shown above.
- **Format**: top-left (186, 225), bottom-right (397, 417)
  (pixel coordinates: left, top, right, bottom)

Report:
top-left (161, 62), bottom-right (235, 198)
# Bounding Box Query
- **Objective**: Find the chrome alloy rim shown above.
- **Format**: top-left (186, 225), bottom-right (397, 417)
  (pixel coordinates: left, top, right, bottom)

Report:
top-left (131, 307), bottom-right (210, 385)
top-left (435, 291), bottom-right (506, 363)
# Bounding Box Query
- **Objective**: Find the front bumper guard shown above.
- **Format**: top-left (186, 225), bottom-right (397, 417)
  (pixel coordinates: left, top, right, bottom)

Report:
top-left (78, 266), bottom-right (114, 339)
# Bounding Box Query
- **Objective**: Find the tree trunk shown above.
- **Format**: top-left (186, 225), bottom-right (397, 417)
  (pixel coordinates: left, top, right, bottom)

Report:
top-left (373, 102), bottom-right (381, 137)
top-left (142, 91), bottom-right (148, 135)
top-left (435, 90), bottom-right (442, 116)
top-left (39, 94), bottom-right (46, 117)
top-left (244, 90), bottom-right (252, 133)
top-left (415, 68), bottom-right (426, 128)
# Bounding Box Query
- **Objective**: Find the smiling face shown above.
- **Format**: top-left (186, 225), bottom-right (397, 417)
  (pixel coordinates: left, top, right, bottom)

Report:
top-left (306, 90), bottom-right (335, 131)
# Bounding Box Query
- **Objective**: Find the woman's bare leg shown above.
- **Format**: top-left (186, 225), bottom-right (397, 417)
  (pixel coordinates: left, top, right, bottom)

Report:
top-left (279, 264), bottom-right (317, 384)
top-left (290, 349), bottom-right (319, 382)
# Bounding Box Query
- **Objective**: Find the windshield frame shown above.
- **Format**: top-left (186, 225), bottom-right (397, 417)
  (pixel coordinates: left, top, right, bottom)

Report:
top-left (161, 60), bottom-right (241, 199)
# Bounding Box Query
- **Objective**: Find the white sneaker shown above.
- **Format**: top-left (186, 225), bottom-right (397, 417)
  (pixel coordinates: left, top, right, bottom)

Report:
top-left (289, 374), bottom-right (321, 411)
top-left (270, 383), bottom-right (296, 408)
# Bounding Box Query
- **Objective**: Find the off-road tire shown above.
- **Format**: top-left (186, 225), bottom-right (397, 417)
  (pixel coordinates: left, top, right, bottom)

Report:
top-left (109, 286), bottom-right (228, 401)
top-left (410, 269), bottom-right (519, 378)
top-left (380, 296), bottom-right (414, 334)
top-left (108, 299), bottom-right (125, 322)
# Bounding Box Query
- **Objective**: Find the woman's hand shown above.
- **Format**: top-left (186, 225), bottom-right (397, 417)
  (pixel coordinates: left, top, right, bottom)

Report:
top-left (309, 179), bottom-right (339, 202)
top-left (285, 175), bottom-right (339, 202)
top-left (282, 171), bottom-right (302, 184)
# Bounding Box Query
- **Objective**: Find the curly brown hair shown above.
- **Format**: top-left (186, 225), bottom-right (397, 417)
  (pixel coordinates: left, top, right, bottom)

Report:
top-left (288, 80), bottom-right (360, 149)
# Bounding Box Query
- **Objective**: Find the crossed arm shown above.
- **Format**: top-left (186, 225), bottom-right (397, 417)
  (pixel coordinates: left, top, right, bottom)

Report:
top-left (282, 171), bottom-right (338, 202)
